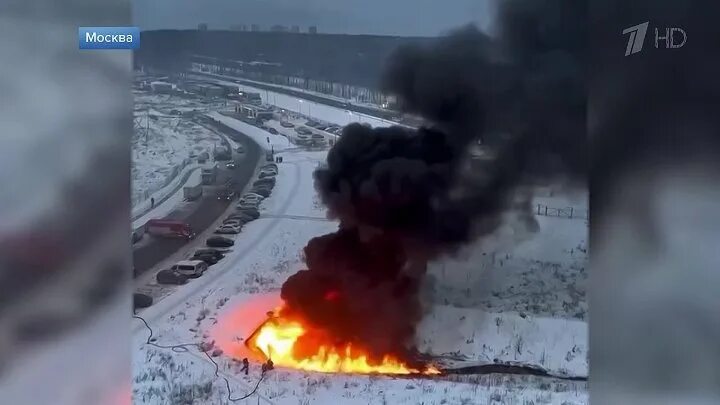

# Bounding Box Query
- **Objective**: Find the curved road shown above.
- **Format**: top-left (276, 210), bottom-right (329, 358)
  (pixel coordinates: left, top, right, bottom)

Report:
top-left (132, 117), bottom-right (262, 276)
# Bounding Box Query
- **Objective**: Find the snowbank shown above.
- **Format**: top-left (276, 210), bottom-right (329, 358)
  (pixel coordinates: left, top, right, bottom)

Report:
top-left (131, 163), bottom-right (200, 220)
top-left (206, 111), bottom-right (292, 152)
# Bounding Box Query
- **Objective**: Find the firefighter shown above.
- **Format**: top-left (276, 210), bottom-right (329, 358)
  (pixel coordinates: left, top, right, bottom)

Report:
top-left (150, 197), bottom-right (155, 208)
top-left (240, 357), bottom-right (249, 375)
top-left (261, 359), bottom-right (274, 374)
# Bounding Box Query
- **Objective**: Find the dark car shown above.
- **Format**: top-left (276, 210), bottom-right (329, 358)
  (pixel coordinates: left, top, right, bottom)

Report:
top-left (206, 236), bottom-right (234, 248)
top-left (280, 121), bottom-right (294, 128)
top-left (194, 248), bottom-right (226, 258)
top-left (261, 163), bottom-right (278, 171)
top-left (156, 269), bottom-right (188, 285)
top-left (253, 178), bottom-right (276, 188)
top-left (133, 293), bottom-right (153, 309)
top-left (191, 253), bottom-right (220, 265)
top-left (236, 207), bottom-right (260, 219)
top-left (305, 120), bottom-right (319, 127)
top-left (258, 171), bottom-right (276, 179)
top-left (268, 127), bottom-right (279, 135)
top-left (250, 187), bottom-right (271, 198)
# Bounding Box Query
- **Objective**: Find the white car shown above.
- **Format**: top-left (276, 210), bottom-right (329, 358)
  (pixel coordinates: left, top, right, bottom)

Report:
top-left (215, 225), bottom-right (242, 234)
top-left (240, 193), bottom-right (264, 203)
top-left (169, 260), bottom-right (208, 278)
top-left (261, 167), bottom-right (278, 175)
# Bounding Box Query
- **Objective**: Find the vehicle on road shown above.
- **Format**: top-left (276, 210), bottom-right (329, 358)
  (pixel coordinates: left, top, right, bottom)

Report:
top-left (236, 145), bottom-right (245, 153)
top-left (170, 260), bottom-right (208, 278)
top-left (156, 269), bottom-right (188, 285)
top-left (215, 224), bottom-right (242, 235)
top-left (226, 162), bottom-right (236, 169)
top-left (183, 184), bottom-right (203, 201)
top-left (206, 236), bottom-right (234, 248)
top-left (267, 127), bottom-right (279, 135)
top-left (216, 188), bottom-right (236, 200)
top-left (280, 121), bottom-right (294, 128)
top-left (145, 219), bottom-right (195, 239)
top-left (133, 293), bottom-right (153, 309)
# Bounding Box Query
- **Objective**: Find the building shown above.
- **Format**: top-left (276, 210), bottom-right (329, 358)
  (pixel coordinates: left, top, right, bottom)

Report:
top-left (198, 23), bottom-right (208, 31)
top-left (250, 24), bottom-right (260, 32)
top-left (230, 24), bottom-right (245, 31)
top-left (308, 26), bottom-right (317, 34)
top-left (290, 26), bottom-right (300, 33)
top-left (270, 25), bottom-right (287, 32)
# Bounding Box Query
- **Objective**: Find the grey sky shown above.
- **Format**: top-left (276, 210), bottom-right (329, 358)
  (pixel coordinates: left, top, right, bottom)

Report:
top-left (133, 0), bottom-right (494, 37)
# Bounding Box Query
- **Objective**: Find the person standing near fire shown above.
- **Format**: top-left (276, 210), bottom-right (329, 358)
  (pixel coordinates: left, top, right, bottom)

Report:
top-left (240, 357), bottom-right (249, 375)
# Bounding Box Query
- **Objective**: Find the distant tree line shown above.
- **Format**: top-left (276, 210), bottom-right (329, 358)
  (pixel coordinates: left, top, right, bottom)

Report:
top-left (134, 30), bottom-right (435, 90)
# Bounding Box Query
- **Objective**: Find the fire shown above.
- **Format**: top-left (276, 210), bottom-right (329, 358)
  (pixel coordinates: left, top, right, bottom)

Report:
top-left (245, 307), bottom-right (440, 375)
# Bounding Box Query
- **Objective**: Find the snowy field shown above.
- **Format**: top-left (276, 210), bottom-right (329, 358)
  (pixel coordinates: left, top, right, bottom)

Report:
top-left (132, 90), bottom-right (226, 208)
top-left (133, 113), bottom-right (588, 404)
top-left (187, 74), bottom-right (399, 128)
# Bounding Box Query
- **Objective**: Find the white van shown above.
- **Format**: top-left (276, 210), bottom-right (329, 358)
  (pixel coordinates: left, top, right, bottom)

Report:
top-left (170, 260), bottom-right (208, 278)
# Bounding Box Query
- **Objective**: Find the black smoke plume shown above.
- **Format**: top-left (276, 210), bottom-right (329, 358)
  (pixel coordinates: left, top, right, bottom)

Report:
top-left (280, 0), bottom-right (586, 365)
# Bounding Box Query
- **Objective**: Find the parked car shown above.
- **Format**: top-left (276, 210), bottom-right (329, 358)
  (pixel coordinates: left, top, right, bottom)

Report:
top-left (262, 163), bottom-right (278, 170)
top-left (236, 207), bottom-right (260, 219)
top-left (296, 127), bottom-right (313, 135)
top-left (193, 248), bottom-right (226, 259)
top-left (260, 165), bottom-right (278, 174)
top-left (236, 200), bottom-right (260, 210)
top-left (268, 127), bottom-right (279, 135)
top-left (206, 236), bottom-right (234, 248)
top-left (169, 260), bottom-right (208, 278)
top-left (311, 133), bottom-right (325, 140)
top-left (315, 125), bottom-right (328, 131)
top-left (226, 162), bottom-right (236, 169)
top-left (156, 269), bottom-right (188, 285)
top-left (190, 253), bottom-right (220, 265)
top-left (305, 120), bottom-right (320, 127)
top-left (253, 178), bottom-right (276, 187)
top-left (133, 293), bottom-right (153, 309)
top-left (216, 188), bottom-right (236, 200)
top-left (250, 187), bottom-right (271, 197)
top-left (215, 224), bottom-right (242, 235)
top-left (280, 121), bottom-right (294, 128)
top-left (259, 171), bottom-right (276, 179)
top-left (241, 192), bottom-right (265, 202)
top-left (222, 219), bottom-right (245, 228)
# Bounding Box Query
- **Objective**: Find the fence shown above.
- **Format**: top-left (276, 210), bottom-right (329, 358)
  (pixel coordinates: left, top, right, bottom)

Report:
top-left (131, 157), bottom-right (194, 208)
top-left (536, 204), bottom-right (588, 220)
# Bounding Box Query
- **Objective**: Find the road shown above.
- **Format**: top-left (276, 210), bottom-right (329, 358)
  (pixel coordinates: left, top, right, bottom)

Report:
top-left (132, 117), bottom-right (262, 276)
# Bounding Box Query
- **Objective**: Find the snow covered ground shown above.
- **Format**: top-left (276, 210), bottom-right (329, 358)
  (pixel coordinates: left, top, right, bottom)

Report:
top-left (132, 168), bottom-right (202, 230)
top-left (132, 90), bottom-right (226, 208)
top-left (187, 74), bottom-right (398, 128)
top-left (133, 113), bottom-right (588, 404)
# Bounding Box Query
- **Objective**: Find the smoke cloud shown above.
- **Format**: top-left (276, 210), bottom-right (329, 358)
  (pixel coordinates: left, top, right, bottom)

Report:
top-left (280, 0), bottom-right (586, 364)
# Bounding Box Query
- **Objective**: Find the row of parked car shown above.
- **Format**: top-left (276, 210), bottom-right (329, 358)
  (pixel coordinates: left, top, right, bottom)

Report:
top-left (153, 163), bottom-right (279, 286)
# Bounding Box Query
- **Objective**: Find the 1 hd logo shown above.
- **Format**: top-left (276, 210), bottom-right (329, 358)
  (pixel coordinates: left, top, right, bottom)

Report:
top-left (79, 27), bottom-right (140, 50)
top-left (623, 21), bottom-right (687, 56)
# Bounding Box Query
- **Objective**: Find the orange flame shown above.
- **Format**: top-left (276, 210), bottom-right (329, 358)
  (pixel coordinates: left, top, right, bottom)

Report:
top-left (245, 307), bottom-right (440, 375)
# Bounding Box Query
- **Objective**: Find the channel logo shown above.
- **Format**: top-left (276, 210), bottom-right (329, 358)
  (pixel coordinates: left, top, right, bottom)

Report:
top-left (79, 27), bottom-right (140, 50)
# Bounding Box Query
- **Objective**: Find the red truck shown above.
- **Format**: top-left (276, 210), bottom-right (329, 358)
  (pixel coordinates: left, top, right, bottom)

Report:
top-left (145, 219), bottom-right (195, 239)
